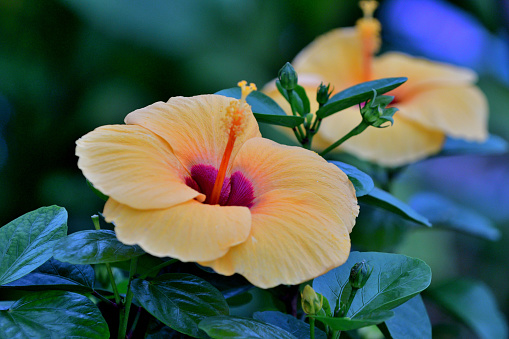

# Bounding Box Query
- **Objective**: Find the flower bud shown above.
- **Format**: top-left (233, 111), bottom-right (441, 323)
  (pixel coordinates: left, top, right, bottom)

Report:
top-left (349, 260), bottom-right (373, 289)
top-left (301, 285), bottom-right (323, 315)
top-left (278, 62), bottom-right (298, 90)
top-left (316, 82), bottom-right (334, 105)
top-left (360, 90), bottom-right (397, 128)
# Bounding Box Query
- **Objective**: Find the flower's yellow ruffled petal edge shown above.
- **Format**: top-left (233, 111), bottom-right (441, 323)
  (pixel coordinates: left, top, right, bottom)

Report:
top-left (200, 189), bottom-right (351, 289)
top-left (232, 137), bottom-right (359, 232)
top-left (125, 95), bottom-right (261, 171)
top-left (104, 199), bottom-right (252, 262)
top-left (76, 125), bottom-right (203, 210)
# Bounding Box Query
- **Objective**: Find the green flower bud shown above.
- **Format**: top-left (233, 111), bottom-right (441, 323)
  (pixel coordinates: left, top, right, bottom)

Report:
top-left (349, 260), bottom-right (373, 289)
top-left (301, 285), bottom-right (323, 315)
top-left (360, 90), bottom-right (397, 128)
top-left (316, 82), bottom-right (333, 105)
top-left (278, 62), bottom-right (298, 90)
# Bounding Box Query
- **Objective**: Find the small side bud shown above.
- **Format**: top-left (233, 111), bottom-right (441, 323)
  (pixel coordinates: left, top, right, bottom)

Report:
top-left (316, 82), bottom-right (334, 105)
top-left (301, 285), bottom-right (323, 315)
top-left (360, 90), bottom-right (398, 128)
top-left (278, 62), bottom-right (298, 90)
top-left (349, 260), bottom-right (373, 289)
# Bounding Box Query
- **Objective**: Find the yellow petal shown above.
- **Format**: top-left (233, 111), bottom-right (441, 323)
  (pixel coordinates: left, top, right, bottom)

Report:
top-left (232, 137), bottom-right (358, 232)
top-left (125, 95), bottom-right (261, 170)
top-left (76, 125), bottom-right (203, 209)
top-left (396, 85), bottom-right (488, 141)
top-left (201, 189), bottom-right (351, 288)
top-left (319, 106), bottom-right (445, 167)
top-left (104, 199), bottom-right (252, 262)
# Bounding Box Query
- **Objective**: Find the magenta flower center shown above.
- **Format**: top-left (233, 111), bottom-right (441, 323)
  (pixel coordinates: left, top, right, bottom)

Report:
top-left (185, 164), bottom-right (255, 208)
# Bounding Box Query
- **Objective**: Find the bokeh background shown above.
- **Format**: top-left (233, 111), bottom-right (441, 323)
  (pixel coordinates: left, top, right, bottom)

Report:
top-left (1, 0), bottom-right (509, 336)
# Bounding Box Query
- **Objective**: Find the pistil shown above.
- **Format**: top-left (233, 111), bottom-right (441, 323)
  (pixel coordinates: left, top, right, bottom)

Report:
top-left (356, 0), bottom-right (381, 81)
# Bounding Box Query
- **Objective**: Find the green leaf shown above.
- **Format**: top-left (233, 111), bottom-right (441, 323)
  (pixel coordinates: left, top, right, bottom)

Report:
top-left (313, 252), bottom-right (431, 318)
top-left (198, 315), bottom-right (297, 339)
top-left (86, 179), bottom-right (109, 201)
top-left (330, 161), bottom-right (374, 197)
top-left (293, 85), bottom-right (311, 114)
top-left (0, 206), bottom-right (68, 286)
top-left (316, 77), bottom-right (407, 119)
top-left (0, 290), bottom-right (109, 339)
top-left (253, 311), bottom-right (327, 339)
top-left (131, 273), bottom-right (229, 338)
top-left (215, 88), bottom-right (305, 128)
top-left (2, 257), bottom-right (94, 293)
top-left (313, 310), bottom-right (394, 331)
top-left (359, 187), bottom-right (431, 227)
top-left (440, 134), bottom-right (508, 156)
top-left (53, 229), bottom-right (145, 264)
top-left (383, 295), bottom-right (431, 339)
top-left (429, 279), bottom-right (508, 339)
top-left (409, 192), bottom-right (500, 241)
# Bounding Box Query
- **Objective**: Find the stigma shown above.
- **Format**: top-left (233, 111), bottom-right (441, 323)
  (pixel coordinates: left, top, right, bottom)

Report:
top-left (356, 0), bottom-right (381, 81)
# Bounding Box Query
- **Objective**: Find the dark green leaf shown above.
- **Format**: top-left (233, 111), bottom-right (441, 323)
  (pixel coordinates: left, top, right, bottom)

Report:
top-left (359, 187), bottom-right (431, 227)
top-left (2, 257), bottom-right (94, 293)
top-left (429, 279), bottom-right (508, 339)
top-left (330, 161), bottom-right (374, 197)
top-left (253, 311), bottom-right (326, 339)
top-left (384, 295), bottom-right (431, 339)
top-left (111, 253), bottom-right (164, 277)
top-left (440, 134), bottom-right (508, 156)
top-left (86, 179), bottom-right (109, 201)
top-left (0, 206), bottom-right (68, 286)
top-left (0, 290), bottom-right (109, 339)
top-left (132, 273), bottom-right (229, 338)
top-left (409, 192), bottom-right (500, 241)
top-left (215, 88), bottom-right (304, 127)
top-left (316, 78), bottom-right (407, 119)
top-left (313, 310), bottom-right (394, 331)
top-left (293, 85), bottom-right (311, 114)
top-left (199, 315), bottom-right (297, 339)
top-left (53, 230), bottom-right (145, 264)
top-left (313, 252), bottom-right (431, 318)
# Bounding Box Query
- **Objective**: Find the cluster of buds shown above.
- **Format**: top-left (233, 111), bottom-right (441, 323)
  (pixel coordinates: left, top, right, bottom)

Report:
top-left (360, 90), bottom-right (398, 128)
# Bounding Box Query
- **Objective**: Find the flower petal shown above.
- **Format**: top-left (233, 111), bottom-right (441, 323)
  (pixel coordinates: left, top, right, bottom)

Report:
top-left (200, 189), bottom-right (351, 288)
top-left (76, 125), bottom-right (203, 209)
top-left (125, 95), bottom-right (261, 170)
top-left (396, 85), bottom-right (488, 141)
top-left (104, 199), bottom-right (252, 262)
top-left (232, 137), bottom-right (358, 232)
top-left (319, 106), bottom-right (445, 167)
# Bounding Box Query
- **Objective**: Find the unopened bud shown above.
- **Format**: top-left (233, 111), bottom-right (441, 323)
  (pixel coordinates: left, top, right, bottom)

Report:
top-left (278, 62), bottom-right (298, 90)
top-left (301, 285), bottom-right (323, 315)
top-left (349, 260), bottom-right (373, 289)
top-left (317, 82), bottom-right (334, 105)
top-left (360, 90), bottom-right (397, 128)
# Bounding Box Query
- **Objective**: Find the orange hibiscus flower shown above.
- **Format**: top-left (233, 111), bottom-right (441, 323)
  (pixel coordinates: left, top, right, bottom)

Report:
top-left (263, 0), bottom-right (488, 167)
top-left (76, 82), bottom-right (359, 288)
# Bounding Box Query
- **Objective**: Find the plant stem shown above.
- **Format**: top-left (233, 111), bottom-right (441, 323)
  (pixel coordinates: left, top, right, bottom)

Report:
top-left (138, 258), bottom-right (178, 280)
top-left (118, 257), bottom-right (138, 339)
top-left (92, 291), bottom-right (117, 307)
top-left (310, 318), bottom-right (315, 339)
top-left (126, 307), bottom-right (142, 339)
top-left (319, 121), bottom-right (369, 157)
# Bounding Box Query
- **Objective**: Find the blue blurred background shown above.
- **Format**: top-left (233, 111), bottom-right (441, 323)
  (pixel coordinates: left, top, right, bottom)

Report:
top-left (1, 0), bottom-right (508, 335)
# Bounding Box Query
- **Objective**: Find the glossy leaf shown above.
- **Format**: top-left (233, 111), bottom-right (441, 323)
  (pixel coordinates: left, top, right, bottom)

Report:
top-left (409, 192), bottom-right (500, 241)
top-left (316, 77), bottom-right (407, 119)
top-left (0, 290), bottom-right (109, 339)
top-left (2, 257), bottom-right (94, 293)
top-left (440, 134), bottom-right (508, 156)
top-left (293, 84), bottom-right (311, 114)
top-left (313, 252), bottom-right (431, 318)
top-left (359, 187), bottom-right (431, 227)
top-left (330, 161), bottom-right (374, 197)
top-left (313, 310), bottom-right (394, 331)
top-left (198, 315), bottom-right (297, 339)
top-left (132, 273), bottom-right (229, 338)
top-left (429, 279), bottom-right (508, 339)
top-left (253, 311), bottom-right (326, 339)
top-left (0, 206), bottom-right (68, 286)
top-left (384, 295), bottom-right (431, 339)
top-left (216, 88), bottom-right (304, 127)
top-left (53, 229), bottom-right (145, 264)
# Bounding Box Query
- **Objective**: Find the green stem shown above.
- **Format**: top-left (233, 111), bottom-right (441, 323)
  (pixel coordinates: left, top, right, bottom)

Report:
top-left (92, 291), bottom-right (117, 307)
top-left (138, 258), bottom-right (178, 280)
top-left (118, 257), bottom-right (138, 339)
top-left (319, 121), bottom-right (369, 157)
top-left (126, 307), bottom-right (142, 339)
top-left (310, 317), bottom-right (315, 339)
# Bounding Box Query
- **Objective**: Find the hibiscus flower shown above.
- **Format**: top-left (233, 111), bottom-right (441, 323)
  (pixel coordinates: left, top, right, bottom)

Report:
top-left (263, 0), bottom-right (488, 167)
top-left (76, 82), bottom-right (359, 288)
